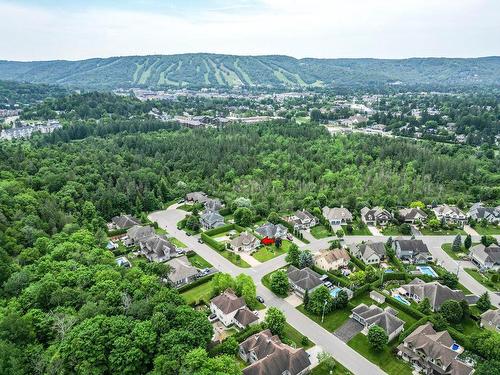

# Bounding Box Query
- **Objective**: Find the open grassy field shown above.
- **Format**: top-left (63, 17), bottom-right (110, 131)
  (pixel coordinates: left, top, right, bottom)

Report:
top-left (347, 334), bottom-right (412, 375)
top-left (252, 240), bottom-right (292, 262)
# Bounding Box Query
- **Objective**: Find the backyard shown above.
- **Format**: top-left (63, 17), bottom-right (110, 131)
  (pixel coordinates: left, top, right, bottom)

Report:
top-left (464, 268), bottom-right (500, 291)
top-left (181, 279), bottom-right (214, 305)
top-left (252, 240), bottom-right (292, 262)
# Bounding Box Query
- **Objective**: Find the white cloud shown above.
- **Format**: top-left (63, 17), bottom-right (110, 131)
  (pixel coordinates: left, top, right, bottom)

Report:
top-left (0, 0), bottom-right (498, 61)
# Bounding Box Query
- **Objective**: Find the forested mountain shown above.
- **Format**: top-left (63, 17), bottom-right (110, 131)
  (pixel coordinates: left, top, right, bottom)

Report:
top-left (0, 54), bottom-right (499, 89)
top-left (0, 80), bottom-right (68, 109)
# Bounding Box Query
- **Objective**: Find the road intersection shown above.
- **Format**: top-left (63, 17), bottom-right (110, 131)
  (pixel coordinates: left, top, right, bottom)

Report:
top-left (149, 205), bottom-right (499, 375)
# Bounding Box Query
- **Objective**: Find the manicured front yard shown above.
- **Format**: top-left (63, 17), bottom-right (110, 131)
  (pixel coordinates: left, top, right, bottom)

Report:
top-left (169, 237), bottom-right (187, 248)
top-left (155, 227), bottom-right (168, 235)
top-left (441, 243), bottom-right (467, 260)
top-left (187, 253), bottom-right (212, 269)
top-left (252, 240), bottom-right (292, 262)
top-left (347, 333), bottom-right (412, 375)
top-left (311, 361), bottom-right (352, 375)
top-left (311, 225), bottom-right (332, 239)
top-left (473, 223), bottom-right (500, 235)
top-left (297, 304), bottom-right (351, 332)
top-left (342, 224), bottom-right (372, 236)
top-left (419, 227), bottom-right (466, 235)
top-left (220, 249), bottom-right (251, 268)
top-left (181, 279), bottom-right (214, 305)
top-left (464, 268), bottom-right (500, 291)
top-left (381, 225), bottom-right (405, 236)
top-left (282, 322), bottom-right (314, 349)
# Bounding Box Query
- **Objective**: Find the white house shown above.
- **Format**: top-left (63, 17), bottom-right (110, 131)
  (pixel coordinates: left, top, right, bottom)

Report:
top-left (432, 205), bottom-right (467, 227)
top-left (210, 290), bottom-right (259, 329)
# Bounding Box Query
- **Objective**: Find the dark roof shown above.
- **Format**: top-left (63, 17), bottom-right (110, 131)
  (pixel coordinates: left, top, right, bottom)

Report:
top-left (211, 289), bottom-right (246, 314)
top-left (111, 214), bottom-right (141, 229)
top-left (395, 239), bottom-right (429, 254)
top-left (402, 279), bottom-right (465, 310)
top-left (234, 307), bottom-right (259, 326)
top-left (255, 223), bottom-right (288, 239)
top-left (287, 266), bottom-right (323, 291)
top-left (241, 330), bottom-right (311, 375)
top-left (357, 241), bottom-right (386, 259)
top-left (398, 207), bottom-right (428, 220)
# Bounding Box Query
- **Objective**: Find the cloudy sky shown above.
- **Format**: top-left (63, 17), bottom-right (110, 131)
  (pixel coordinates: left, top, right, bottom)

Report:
top-left (1, 0), bottom-right (499, 61)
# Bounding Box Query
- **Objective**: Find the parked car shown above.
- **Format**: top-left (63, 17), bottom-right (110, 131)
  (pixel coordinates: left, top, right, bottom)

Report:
top-left (256, 296), bottom-right (265, 303)
top-left (286, 234), bottom-right (293, 240)
top-left (178, 199), bottom-right (185, 204)
top-left (198, 238), bottom-right (204, 244)
top-left (208, 313), bottom-right (218, 322)
top-left (324, 281), bottom-right (332, 288)
top-left (186, 233), bottom-right (191, 236)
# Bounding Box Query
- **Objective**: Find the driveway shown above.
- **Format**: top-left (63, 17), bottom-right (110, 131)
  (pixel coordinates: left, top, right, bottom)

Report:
top-left (307, 345), bottom-right (323, 367)
top-left (284, 294), bottom-right (303, 307)
top-left (334, 319), bottom-right (363, 343)
top-left (368, 226), bottom-right (383, 236)
top-left (411, 225), bottom-right (422, 236)
top-left (463, 225), bottom-right (479, 236)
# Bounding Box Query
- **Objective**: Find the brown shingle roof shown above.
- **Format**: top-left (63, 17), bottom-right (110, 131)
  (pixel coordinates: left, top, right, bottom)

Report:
top-left (211, 289), bottom-right (246, 314)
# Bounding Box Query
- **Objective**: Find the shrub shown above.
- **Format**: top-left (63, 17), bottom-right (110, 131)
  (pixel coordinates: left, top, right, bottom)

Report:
top-left (201, 233), bottom-right (225, 251)
top-left (349, 254), bottom-right (366, 271)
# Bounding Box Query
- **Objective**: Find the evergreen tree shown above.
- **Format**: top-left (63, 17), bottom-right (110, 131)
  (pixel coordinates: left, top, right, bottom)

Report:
top-left (476, 292), bottom-right (491, 312)
top-left (452, 234), bottom-right (462, 252)
top-left (464, 234), bottom-right (472, 250)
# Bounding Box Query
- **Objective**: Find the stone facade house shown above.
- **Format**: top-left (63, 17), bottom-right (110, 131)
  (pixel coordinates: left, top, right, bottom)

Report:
top-left (314, 248), bottom-right (350, 271)
top-left (239, 329), bottom-right (311, 375)
top-left (397, 323), bottom-right (474, 375)
top-left (125, 225), bottom-right (155, 246)
top-left (138, 234), bottom-right (176, 262)
top-left (185, 191), bottom-right (209, 204)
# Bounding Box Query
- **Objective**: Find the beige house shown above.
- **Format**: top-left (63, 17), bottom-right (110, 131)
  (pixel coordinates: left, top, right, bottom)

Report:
top-left (230, 231), bottom-right (259, 252)
top-left (314, 248), bottom-right (350, 272)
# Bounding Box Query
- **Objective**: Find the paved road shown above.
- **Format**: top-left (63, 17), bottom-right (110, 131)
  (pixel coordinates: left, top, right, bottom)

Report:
top-left (149, 205), bottom-right (500, 374)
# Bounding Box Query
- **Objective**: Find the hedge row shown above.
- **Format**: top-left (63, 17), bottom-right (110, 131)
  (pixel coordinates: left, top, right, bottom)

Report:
top-left (311, 265), bottom-right (351, 287)
top-left (382, 272), bottom-right (409, 282)
top-left (204, 224), bottom-right (236, 236)
top-left (233, 323), bottom-right (264, 343)
top-left (387, 251), bottom-right (405, 272)
top-left (107, 228), bottom-right (128, 237)
top-left (383, 293), bottom-right (425, 320)
top-left (177, 273), bottom-right (215, 293)
top-left (353, 283), bottom-right (372, 297)
top-left (201, 232), bottom-right (225, 251)
top-left (398, 316), bottom-right (429, 342)
top-left (445, 325), bottom-right (471, 349)
top-left (349, 254), bottom-right (366, 271)
top-left (219, 207), bottom-right (232, 216)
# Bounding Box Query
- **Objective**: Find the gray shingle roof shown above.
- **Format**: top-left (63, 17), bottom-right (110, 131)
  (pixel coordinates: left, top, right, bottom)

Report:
top-left (398, 207), bottom-right (428, 220)
top-left (211, 289), bottom-right (246, 314)
top-left (255, 223), bottom-right (288, 239)
top-left (166, 255), bottom-right (198, 283)
top-left (287, 266), bottom-right (323, 291)
top-left (234, 307), bottom-right (259, 326)
top-left (356, 241), bottom-right (386, 259)
top-left (401, 279), bottom-right (465, 311)
top-left (322, 206), bottom-right (353, 222)
top-left (111, 214), bottom-right (141, 229)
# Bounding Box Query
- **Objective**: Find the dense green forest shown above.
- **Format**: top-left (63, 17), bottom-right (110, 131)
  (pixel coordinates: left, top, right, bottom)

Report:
top-left (0, 54), bottom-right (498, 89)
top-left (0, 80), bottom-right (68, 109)
top-left (1, 121), bottom-right (499, 374)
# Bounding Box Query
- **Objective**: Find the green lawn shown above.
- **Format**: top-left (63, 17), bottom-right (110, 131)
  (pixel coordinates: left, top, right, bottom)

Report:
top-left (419, 227), bottom-right (466, 235)
top-left (177, 204), bottom-right (193, 212)
top-left (474, 224), bottom-right (500, 235)
top-left (452, 316), bottom-right (482, 336)
top-left (155, 227), bottom-right (168, 235)
top-left (169, 237), bottom-right (187, 248)
top-left (464, 268), bottom-right (500, 291)
top-left (311, 361), bottom-right (352, 375)
top-left (181, 279), bottom-right (214, 305)
top-left (311, 225), bottom-right (332, 239)
top-left (441, 243), bottom-right (467, 260)
top-left (187, 253), bottom-right (212, 269)
top-left (295, 116), bottom-right (311, 124)
top-left (381, 226), bottom-right (404, 236)
top-left (282, 322), bottom-right (314, 349)
top-left (220, 249), bottom-right (251, 268)
top-left (297, 304), bottom-right (351, 332)
top-left (347, 333), bottom-right (412, 375)
top-left (342, 224), bottom-right (372, 236)
top-left (252, 240), bottom-right (292, 262)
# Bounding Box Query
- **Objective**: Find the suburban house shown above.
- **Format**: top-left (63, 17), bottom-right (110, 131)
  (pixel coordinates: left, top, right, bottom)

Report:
top-left (255, 222), bottom-right (288, 240)
top-left (397, 323), bottom-right (474, 375)
top-left (230, 231), bottom-right (260, 252)
top-left (360, 207), bottom-right (392, 226)
top-left (480, 309), bottom-right (500, 332)
top-left (314, 248), bottom-right (350, 271)
top-left (398, 208), bottom-right (428, 224)
top-left (393, 238), bottom-right (432, 263)
top-left (432, 205), bottom-right (467, 227)
top-left (108, 214), bottom-right (141, 230)
top-left (204, 198), bottom-right (223, 212)
top-left (287, 266), bottom-right (323, 298)
top-left (470, 244), bottom-right (500, 271)
top-left (285, 210), bottom-right (317, 230)
top-left (165, 255), bottom-right (199, 287)
top-left (125, 225), bottom-right (155, 246)
top-left (322, 206), bottom-right (353, 227)
top-left (352, 241), bottom-right (386, 265)
top-left (200, 211), bottom-right (225, 229)
top-left (239, 329), bottom-right (311, 375)
top-left (210, 289), bottom-right (259, 329)
top-left (370, 290), bottom-right (386, 304)
top-left (138, 234), bottom-right (176, 262)
top-left (399, 278), bottom-right (465, 311)
top-left (468, 202), bottom-right (500, 224)
top-left (351, 304), bottom-right (405, 341)
top-left (185, 191), bottom-right (209, 204)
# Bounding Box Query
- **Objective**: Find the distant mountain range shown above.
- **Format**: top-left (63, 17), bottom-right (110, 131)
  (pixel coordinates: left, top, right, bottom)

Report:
top-left (0, 53), bottom-right (499, 89)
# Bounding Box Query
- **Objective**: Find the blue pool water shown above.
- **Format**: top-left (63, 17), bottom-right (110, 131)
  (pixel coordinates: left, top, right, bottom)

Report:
top-left (394, 295), bottom-right (411, 305)
top-left (384, 269), bottom-right (394, 273)
top-left (451, 343), bottom-right (461, 351)
top-left (330, 287), bottom-right (342, 298)
top-left (417, 265), bottom-right (438, 278)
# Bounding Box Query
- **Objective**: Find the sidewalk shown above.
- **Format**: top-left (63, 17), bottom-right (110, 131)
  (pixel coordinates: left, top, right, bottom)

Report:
top-left (367, 226), bottom-right (383, 236)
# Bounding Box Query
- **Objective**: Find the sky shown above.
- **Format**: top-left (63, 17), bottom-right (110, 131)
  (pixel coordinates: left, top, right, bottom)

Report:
top-left (1, 0), bottom-right (499, 61)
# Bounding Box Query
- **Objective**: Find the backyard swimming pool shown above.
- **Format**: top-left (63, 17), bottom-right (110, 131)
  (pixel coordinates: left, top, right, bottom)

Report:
top-left (394, 294), bottom-right (411, 305)
top-left (417, 265), bottom-right (439, 278)
top-left (330, 287), bottom-right (342, 298)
